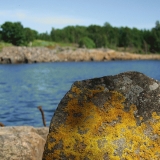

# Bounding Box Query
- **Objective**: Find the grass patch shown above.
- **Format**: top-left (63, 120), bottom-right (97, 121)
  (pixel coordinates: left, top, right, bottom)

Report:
top-left (0, 40), bottom-right (77, 52)
top-left (31, 40), bottom-right (76, 49)
top-left (31, 40), bottom-right (56, 47)
top-left (0, 41), bottom-right (13, 51)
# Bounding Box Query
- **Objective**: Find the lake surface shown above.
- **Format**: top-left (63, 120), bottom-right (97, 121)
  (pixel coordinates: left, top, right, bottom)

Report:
top-left (0, 60), bottom-right (160, 127)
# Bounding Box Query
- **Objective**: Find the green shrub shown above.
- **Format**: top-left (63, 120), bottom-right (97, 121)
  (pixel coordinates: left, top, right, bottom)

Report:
top-left (78, 37), bottom-right (95, 48)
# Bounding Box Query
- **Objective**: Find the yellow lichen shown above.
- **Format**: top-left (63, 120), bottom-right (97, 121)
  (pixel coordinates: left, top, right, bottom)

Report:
top-left (152, 112), bottom-right (160, 120)
top-left (71, 86), bottom-right (81, 95)
top-left (44, 87), bottom-right (160, 160)
top-left (68, 93), bottom-right (73, 98)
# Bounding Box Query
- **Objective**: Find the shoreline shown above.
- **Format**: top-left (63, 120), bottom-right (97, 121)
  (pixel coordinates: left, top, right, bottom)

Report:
top-left (0, 46), bottom-right (160, 64)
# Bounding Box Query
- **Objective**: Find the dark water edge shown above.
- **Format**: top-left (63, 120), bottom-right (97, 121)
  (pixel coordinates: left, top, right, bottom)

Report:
top-left (0, 60), bottom-right (160, 127)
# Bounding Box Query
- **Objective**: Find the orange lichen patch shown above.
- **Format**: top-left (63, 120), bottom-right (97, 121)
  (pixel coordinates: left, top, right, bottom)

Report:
top-left (71, 86), bottom-right (82, 95)
top-left (71, 85), bottom-right (105, 98)
top-left (140, 116), bottom-right (143, 121)
top-left (85, 86), bottom-right (105, 98)
top-left (64, 100), bottom-right (98, 130)
top-left (44, 90), bottom-right (160, 160)
top-left (68, 93), bottom-right (74, 98)
top-left (152, 112), bottom-right (160, 120)
top-left (150, 112), bottom-right (160, 136)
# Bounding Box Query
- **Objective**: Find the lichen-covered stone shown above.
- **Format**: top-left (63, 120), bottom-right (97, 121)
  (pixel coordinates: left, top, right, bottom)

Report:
top-left (43, 71), bottom-right (160, 160)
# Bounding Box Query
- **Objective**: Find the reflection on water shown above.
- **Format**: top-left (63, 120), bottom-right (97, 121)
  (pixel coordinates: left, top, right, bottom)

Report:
top-left (0, 60), bottom-right (160, 127)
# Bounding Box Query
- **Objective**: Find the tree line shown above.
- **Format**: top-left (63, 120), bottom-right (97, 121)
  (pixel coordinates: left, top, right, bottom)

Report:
top-left (0, 21), bottom-right (160, 53)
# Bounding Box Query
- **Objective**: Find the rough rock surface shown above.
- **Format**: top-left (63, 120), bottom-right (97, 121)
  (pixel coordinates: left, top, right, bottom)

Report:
top-left (1, 46), bottom-right (160, 64)
top-left (43, 71), bottom-right (160, 160)
top-left (0, 126), bottom-right (49, 160)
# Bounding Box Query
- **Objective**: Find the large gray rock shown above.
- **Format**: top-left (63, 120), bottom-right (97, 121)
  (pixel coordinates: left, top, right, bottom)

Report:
top-left (43, 71), bottom-right (160, 160)
top-left (0, 126), bottom-right (49, 160)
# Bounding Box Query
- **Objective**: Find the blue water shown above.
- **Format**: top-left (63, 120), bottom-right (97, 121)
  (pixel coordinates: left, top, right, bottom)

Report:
top-left (0, 60), bottom-right (160, 127)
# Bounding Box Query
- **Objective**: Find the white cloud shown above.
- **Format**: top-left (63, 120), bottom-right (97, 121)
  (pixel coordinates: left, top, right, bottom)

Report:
top-left (0, 9), bottom-right (93, 32)
top-left (0, 9), bottom-right (26, 18)
top-left (0, 11), bottom-right (6, 16)
top-left (15, 11), bottom-right (27, 19)
top-left (0, 9), bottom-right (87, 27)
top-left (33, 16), bottom-right (85, 25)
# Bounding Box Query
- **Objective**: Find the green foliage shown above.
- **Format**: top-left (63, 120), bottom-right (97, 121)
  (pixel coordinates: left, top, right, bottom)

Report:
top-left (38, 32), bottom-right (51, 41)
top-left (78, 37), bottom-right (95, 48)
top-left (148, 22), bottom-right (160, 53)
top-left (105, 26), bottom-right (119, 48)
top-left (23, 28), bottom-right (38, 45)
top-left (1, 22), bottom-right (25, 46)
top-left (87, 25), bottom-right (104, 47)
top-left (1, 20), bottom-right (160, 53)
top-left (0, 22), bottom-right (39, 46)
top-left (49, 20), bottom-right (160, 53)
top-left (118, 27), bottom-right (133, 48)
top-left (155, 21), bottom-right (160, 30)
top-left (50, 26), bottom-right (87, 44)
top-left (0, 32), bottom-right (2, 41)
top-left (51, 28), bottom-right (66, 42)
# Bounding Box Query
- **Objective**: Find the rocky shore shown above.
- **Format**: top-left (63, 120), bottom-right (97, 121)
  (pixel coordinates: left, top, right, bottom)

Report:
top-left (0, 46), bottom-right (160, 64)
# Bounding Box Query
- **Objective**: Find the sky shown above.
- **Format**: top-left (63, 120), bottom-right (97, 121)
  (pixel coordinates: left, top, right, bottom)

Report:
top-left (0, 0), bottom-right (160, 33)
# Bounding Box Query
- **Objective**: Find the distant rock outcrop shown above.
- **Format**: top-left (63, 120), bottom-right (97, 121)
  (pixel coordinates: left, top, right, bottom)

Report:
top-left (0, 126), bottom-right (49, 160)
top-left (1, 46), bottom-right (160, 64)
top-left (43, 71), bottom-right (160, 159)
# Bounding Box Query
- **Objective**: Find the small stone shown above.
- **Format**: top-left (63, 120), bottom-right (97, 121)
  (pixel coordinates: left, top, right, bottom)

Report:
top-left (0, 126), bottom-right (49, 160)
top-left (149, 82), bottom-right (159, 90)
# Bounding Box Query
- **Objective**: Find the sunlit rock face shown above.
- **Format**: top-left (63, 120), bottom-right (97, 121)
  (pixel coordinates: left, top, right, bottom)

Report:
top-left (43, 71), bottom-right (160, 160)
